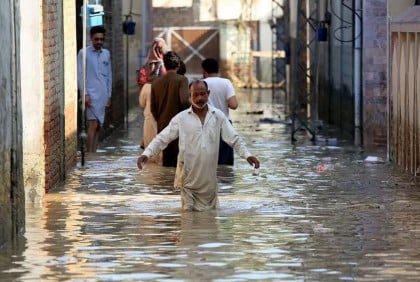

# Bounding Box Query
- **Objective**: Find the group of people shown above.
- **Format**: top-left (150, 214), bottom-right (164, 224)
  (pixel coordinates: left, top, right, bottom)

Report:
top-left (77, 26), bottom-right (260, 212)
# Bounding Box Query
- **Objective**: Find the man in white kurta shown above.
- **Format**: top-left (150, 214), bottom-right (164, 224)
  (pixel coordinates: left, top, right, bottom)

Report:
top-left (138, 80), bottom-right (260, 211)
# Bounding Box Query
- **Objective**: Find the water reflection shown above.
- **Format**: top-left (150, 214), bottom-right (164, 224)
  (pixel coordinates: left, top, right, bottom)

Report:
top-left (1, 89), bottom-right (420, 281)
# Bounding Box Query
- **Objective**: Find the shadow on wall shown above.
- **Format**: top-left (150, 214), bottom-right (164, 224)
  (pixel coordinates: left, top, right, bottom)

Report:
top-left (318, 74), bottom-right (354, 140)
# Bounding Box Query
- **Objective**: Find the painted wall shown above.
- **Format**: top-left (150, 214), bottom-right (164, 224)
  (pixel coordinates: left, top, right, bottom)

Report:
top-left (0, 0), bottom-right (14, 246)
top-left (153, 0), bottom-right (192, 7)
top-left (122, 0), bottom-right (153, 99)
top-left (63, 0), bottom-right (78, 172)
top-left (389, 0), bottom-right (414, 17)
top-left (0, 0), bottom-right (25, 245)
top-left (21, 0), bottom-right (46, 203)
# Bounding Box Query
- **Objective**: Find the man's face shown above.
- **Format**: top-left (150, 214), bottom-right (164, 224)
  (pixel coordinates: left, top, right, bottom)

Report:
top-left (190, 82), bottom-right (209, 109)
top-left (91, 33), bottom-right (105, 50)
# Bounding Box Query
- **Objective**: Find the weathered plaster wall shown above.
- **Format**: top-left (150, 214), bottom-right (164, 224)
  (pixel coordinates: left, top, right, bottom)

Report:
top-left (105, 0), bottom-right (126, 128)
top-left (21, 0), bottom-right (46, 202)
top-left (0, 0), bottom-right (14, 245)
top-left (122, 0), bottom-right (152, 107)
top-left (0, 0), bottom-right (25, 245)
top-left (63, 0), bottom-right (78, 173)
top-left (389, 0), bottom-right (415, 17)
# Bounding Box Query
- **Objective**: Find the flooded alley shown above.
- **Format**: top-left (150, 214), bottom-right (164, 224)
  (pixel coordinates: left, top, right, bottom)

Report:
top-left (1, 89), bottom-right (420, 281)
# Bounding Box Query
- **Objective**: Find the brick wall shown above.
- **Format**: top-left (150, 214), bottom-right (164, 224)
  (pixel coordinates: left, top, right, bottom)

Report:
top-left (41, 0), bottom-right (78, 191)
top-left (43, 0), bottom-right (63, 191)
top-left (362, 0), bottom-right (388, 149)
top-left (153, 6), bottom-right (197, 27)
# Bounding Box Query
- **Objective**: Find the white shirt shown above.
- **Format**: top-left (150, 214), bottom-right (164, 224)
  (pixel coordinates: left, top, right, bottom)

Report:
top-left (77, 45), bottom-right (112, 99)
top-left (77, 45), bottom-right (112, 124)
top-left (204, 77), bottom-right (236, 118)
top-left (142, 105), bottom-right (252, 211)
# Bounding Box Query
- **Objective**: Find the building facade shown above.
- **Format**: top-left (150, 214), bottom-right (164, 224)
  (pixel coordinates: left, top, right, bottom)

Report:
top-left (0, 0), bottom-right (150, 245)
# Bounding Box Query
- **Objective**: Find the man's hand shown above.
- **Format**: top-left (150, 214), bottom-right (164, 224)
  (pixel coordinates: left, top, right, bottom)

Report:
top-left (85, 95), bottom-right (92, 107)
top-left (137, 155), bottom-right (149, 170)
top-left (246, 156), bottom-right (260, 169)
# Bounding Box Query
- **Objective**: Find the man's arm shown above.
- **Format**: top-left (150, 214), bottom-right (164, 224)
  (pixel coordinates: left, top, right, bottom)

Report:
top-left (77, 50), bottom-right (83, 91)
top-left (77, 49), bottom-right (91, 107)
top-left (107, 51), bottom-right (112, 98)
top-left (226, 80), bottom-right (238, 110)
top-left (227, 96), bottom-right (238, 110)
top-left (220, 116), bottom-right (250, 158)
top-left (220, 117), bottom-right (260, 168)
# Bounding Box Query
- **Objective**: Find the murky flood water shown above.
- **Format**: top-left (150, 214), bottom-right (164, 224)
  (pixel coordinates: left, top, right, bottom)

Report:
top-left (1, 90), bottom-right (420, 281)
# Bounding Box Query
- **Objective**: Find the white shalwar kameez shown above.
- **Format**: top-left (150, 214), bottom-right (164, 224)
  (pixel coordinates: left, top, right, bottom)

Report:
top-left (142, 105), bottom-right (252, 211)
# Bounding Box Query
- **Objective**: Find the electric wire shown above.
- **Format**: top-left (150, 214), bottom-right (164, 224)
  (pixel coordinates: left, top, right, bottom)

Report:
top-left (329, 0), bottom-right (362, 43)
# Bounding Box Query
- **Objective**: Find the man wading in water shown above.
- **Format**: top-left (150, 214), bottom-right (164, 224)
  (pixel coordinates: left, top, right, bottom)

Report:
top-left (137, 80), bottom-right (260, 211)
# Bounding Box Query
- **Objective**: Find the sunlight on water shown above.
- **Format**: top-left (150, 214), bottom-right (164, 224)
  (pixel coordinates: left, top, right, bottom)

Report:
top-left (1, 89), bottom-right (420, 281)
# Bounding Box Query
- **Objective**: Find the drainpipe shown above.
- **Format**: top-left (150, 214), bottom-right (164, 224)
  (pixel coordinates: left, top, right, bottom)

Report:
top-left (141, 0), bottom-right (151, 65)
top-left (354, 0), bottom-right (362, 146)
top-left (80, 0), bottom-right (88, 166)
top-left (386, 11), bottom-right (391, 162)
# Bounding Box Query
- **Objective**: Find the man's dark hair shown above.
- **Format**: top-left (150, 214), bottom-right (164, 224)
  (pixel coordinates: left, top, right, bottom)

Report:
top-left (90, 25), bottom-right (106, 37)
top-left (163, 51), bottom-right (181, 70)
top-left (201, 58), bottom-right (219, 73)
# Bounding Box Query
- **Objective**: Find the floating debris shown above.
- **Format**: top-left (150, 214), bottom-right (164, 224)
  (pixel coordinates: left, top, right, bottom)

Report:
top-left (259, 117), bottom-right (289, 124)
top-left (246, 110), bottom-right (264, 115)
top-left (316, 136), bottom-right (338, 145)
top-left (364, 156), bottom-right (385, 164)
top-left (316, 163), bottom-right (331, 172)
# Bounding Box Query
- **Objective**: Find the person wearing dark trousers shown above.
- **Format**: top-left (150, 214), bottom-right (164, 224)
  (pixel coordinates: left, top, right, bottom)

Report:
top-left (202, 58), bottom-right (238, 165)
top-left (150, 51), bottom-right (190, 167)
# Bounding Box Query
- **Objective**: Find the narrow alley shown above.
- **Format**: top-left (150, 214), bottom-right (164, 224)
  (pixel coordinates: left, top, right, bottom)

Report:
top-left (1, 89), bottom-right (420, 281)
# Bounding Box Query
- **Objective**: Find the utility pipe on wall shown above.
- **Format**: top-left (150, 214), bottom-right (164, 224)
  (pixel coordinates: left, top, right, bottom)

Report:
top-left (354, 0), bottom-right (362, 146)
top-left (80, 0), bottom-right (88, 166)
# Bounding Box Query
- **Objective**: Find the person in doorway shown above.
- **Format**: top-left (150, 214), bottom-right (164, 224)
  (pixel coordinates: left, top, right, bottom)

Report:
top-left (137, 80), bottom-right (260, 211)
top-left (150, 51), bottom-right (190, 167)
top-left (77, 25), bottom-right (112, 153)
top-left (202, 58), bottom-right (238, 165)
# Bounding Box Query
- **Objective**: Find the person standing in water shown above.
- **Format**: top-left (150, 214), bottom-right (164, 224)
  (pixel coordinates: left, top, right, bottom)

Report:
top-left (150, 51), bottom-right (190, 167)
top-left (202, 58), bottom-right (238, 165)
top-left (77, 25), bottom-right (112, 152)
top-left (137, 80), bottom-right (260, 211)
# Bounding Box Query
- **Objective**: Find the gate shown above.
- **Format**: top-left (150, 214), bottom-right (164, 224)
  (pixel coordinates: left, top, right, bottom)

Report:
top-left (154, 27), bottom-right (220, 79)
